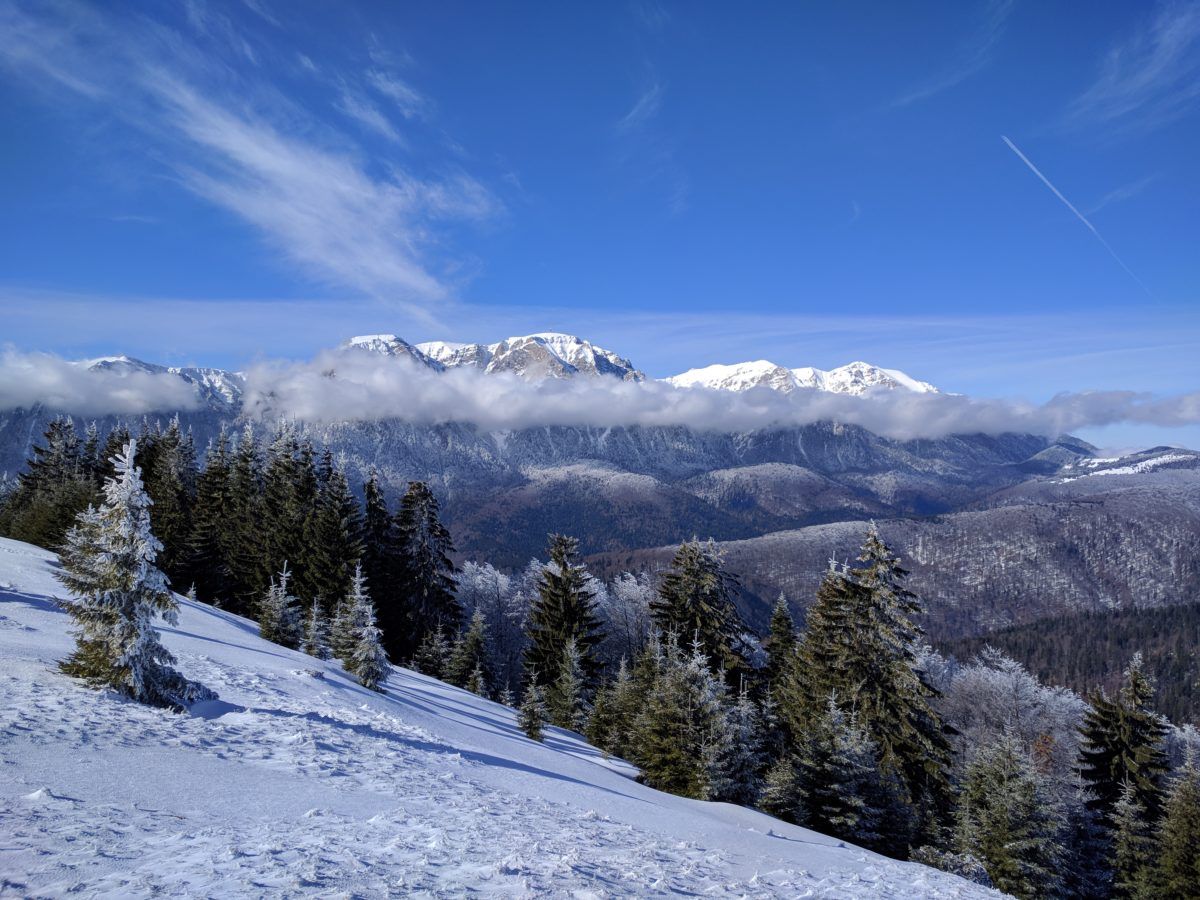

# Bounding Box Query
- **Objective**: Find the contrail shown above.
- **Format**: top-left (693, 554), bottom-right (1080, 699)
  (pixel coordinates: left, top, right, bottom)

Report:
top-left (1001, 135), bottom-right (1152, 296)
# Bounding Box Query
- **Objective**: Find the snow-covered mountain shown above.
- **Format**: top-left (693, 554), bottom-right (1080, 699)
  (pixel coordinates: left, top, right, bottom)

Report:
top-left (416, 332), bottom-right (645, 382)
top-left (665, 360), bottom-right (939, 395)
top-left (83, 355), bottom-right (246, 409)
top-left (0, 536), bottom-right (991, 897)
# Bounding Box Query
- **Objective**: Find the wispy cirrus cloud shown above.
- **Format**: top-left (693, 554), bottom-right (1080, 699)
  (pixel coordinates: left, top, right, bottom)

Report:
top-left (0, 0), bottom-right (498, 314)
top-left (614, 80), bottom-right (689, 214)
top-left (893, 0), bottom-right (1014, 107)
top-left (1084, 174), bottom-right (1159, 216)
top-left (1066, 0), bottom-right (1200, 133)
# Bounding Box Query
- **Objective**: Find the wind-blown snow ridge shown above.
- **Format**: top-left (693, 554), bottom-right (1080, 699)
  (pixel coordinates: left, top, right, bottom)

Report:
top-left (0, 537), bottom-right (992, 897)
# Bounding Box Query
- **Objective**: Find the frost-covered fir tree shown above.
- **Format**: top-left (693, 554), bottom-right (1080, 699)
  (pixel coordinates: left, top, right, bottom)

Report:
top-left (795, 696), bottom-right (907, 856)
top-left (466, 663), bottom-right (489, 699)
top-left (519, 675), bottom-right (547, 741)
top-left (56, 440), bottom-right (214, 710)
top-left (497, 682), bottom-right (515, 708)
top-left (954, 732), bottom-right (1065, 899)
top-left (759, 754), bottom-right (803, 823)
top-left (342, 564), bottom-right (390, 691)
top-left (301, 599), bottom-right (332, 660)
top-left (630, 635), bottom-right (728, 799)
top-left (391, 481), bottom-right (460, 660)
top-left (546, 637), bottom-right (588, 731)
top-left (446, 609), bottom-right (492, 694)
top-left (706, 683), bottom-right (764, 806)
top-left (411, 628), bottom-right (452, 679)
top-left (258, 562), bottom-right (302, 649)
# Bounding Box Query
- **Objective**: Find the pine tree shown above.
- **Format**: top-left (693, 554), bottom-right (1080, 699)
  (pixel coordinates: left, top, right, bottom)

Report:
top-left (56, 440), bottom-right (213, 709)
top-left (1151, 754), bottom-right (1200, 898)
top-left (411, 628), bottom-right (452, 679)
top-left (706, 683), bottom-right (764, 806)
top-left (762, 592), bottom-right (797, 694)
top-left (519, 676), bottom-right (547, 741)
top-left (497, 682), bottom-right (515, 708)
top-left (1111, 781), bottom-right (1155, 900)
top-left (301, 600), bottom-right (332, 660)
top-left (446, 609), bottom-right (492, 694)
top-left (342, 564), bottom-right (390, 691)
top-left (954, 732), bottom-right (1065, 899)
top-left (1078, 653), bottom-right (1169, 828)
top-left (524, 534), bottom-right (605, 696)
top-left (258, 562), bottom-right (302, 649)
top-left (650, 539), bottom-right (748, 677)
top-left (391, 481), bottom-right (459, 660)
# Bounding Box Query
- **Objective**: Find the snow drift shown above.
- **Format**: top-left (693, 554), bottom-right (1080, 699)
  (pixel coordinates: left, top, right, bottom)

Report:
top-left (0, 537), bottom-right (993, 896)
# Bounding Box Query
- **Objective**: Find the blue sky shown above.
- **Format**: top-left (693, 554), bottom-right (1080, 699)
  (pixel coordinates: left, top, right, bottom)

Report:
top-left (1, 0), bottom-right (1198, 447)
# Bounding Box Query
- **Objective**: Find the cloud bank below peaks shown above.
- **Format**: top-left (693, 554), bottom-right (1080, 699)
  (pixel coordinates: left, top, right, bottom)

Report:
top-left (3, 348), bottom-right (1199, 442)
top-left (244, 352), bottom-right (1199, 440)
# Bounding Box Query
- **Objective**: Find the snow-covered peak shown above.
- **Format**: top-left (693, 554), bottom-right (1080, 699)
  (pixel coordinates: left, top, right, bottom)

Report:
top-left (664, 360), bottom-right (800, 393)
top-left (484, 333), bottom-right (644, 382)
top-left (341, 334), bottom-right (442, 369)
top-left (81, 356), bottom-right (245, 410)
top-left (666, 360), bottom-right (939, 396)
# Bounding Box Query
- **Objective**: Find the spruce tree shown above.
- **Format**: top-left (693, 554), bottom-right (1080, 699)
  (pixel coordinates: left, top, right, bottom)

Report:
top-left (186, 430), bottom-right (233, 606)
top-left (140, 416), bottom-right (196, 584)
top-left (342, 564), bottom-right (390, 691)
top-left (298, 455), bottom-right (363, 608)
top-left (519, 676), bottom-right (547, 741)
top-left (223, 423), bottom-right (265, 613)
top-left (787, 528), bottom-right (952, 840)
top-left (1078, 652), bottom-right (1169, 828)
top-left (762, 592), bottom-right (797, 694)
top-left (411, 628), bottom-right (452, 679)
top-left (360, 470), bottom-right (396, 595)
top-left (707, 683), bottom-right (764, 806)
top-left (391, 481), bottom-right (459, 660)
top-left (759, 754), bottom-right (803, 823)
top-left (0, 416), bottom-right (94, 549)
top-left (1151, 754), bottom-right (1200, 898)
top-left (954, 732), bottom-right (1065, 899)
top-left (56, 440), bottom-right (213, 709)
top-left (525, 534), bottom-right (605, 696)
top-left (258, 562), bottom-right (302, 649)
top-left (650, 539), bottom-right (748, 677)
top-left (446, 609), bottom-right (492, 693)
top-left (1111, 781), bottom-right (1155, 900)
top-left (795, 696), bottom-right (906, 855)
top-left (302, 600), bottom-right (332, 660)
top-left (546, 637), bottom-right (588, 731)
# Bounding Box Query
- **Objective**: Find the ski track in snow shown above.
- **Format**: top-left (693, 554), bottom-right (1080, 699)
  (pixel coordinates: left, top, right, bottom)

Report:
top-left (0, 538), bottom-right (996, 898)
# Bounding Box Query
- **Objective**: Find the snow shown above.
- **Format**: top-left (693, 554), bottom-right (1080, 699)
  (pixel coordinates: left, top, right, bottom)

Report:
top-left (0, 537), bottom-right (992, 898)
top-left (1057, 452), bottom-right (1196, 483)
top-left (665, 360), bottom-right (939, 396)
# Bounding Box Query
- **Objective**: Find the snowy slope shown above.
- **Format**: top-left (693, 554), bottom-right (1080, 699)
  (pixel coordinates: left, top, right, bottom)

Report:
top-left (416, 333), bottom-right (646, 382)
top-left (0, 538), bottom-right (992, 897)
top-left (665, 360), bottom-right (939, 395)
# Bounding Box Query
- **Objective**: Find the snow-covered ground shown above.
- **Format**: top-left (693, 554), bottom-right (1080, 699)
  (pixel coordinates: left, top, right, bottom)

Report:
top-left (0, 537), bottom-right (994, 897)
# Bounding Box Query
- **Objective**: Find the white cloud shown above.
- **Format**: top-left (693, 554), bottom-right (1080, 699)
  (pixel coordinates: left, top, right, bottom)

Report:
top-left (1067, 1), bottom-right (1200, 133)
top-left (893, 0), bottom-right (1013, 107)
top-left (0, 2), bottom-right (497, 311)
top-left (0, 349), bottom-right (202, 416)
top-left (367, 70), bottom-right (429, 119)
